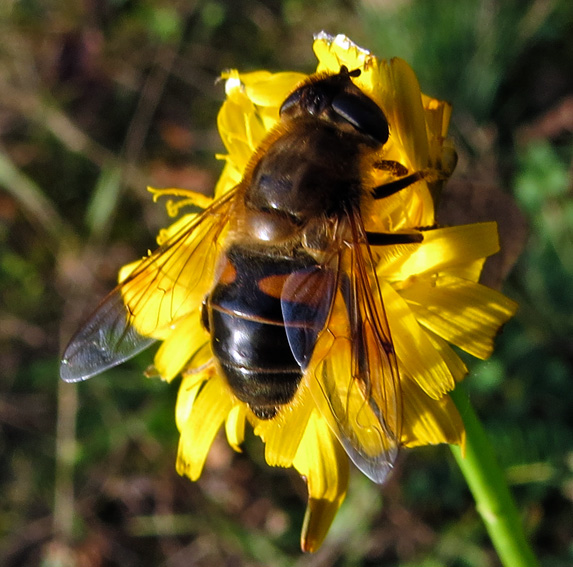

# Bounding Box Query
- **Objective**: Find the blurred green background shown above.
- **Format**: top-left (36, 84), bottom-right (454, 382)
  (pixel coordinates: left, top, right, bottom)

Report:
top-left (1, 1), bottom-right (572, 566)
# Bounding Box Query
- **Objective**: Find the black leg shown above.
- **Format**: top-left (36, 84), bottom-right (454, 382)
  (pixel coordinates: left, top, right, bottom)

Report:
top-left (372, 171), bottom-right (424, 200)
top-left (365, 231), bottom-right (423, 245)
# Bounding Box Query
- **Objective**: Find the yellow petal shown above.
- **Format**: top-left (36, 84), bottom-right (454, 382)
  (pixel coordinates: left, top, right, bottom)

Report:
top-left (184, 341), bottom-right (214, 372)
top-left (176, 371), bottom-right (233, 481)
top-left (213, 159), bottom-right (243, 199)
top-left (154, 212), bottom-right (198, 245)
top-left (384, 58), bottom-right (429, 171)
top-left (219, 92), bottom-right (265, 155)
top-left (217, 91), bottom-right (265, 166)
top-left (225, 403), bottom-right (247, 453)
top-left (175, 368), bottom-right (212, 433)
top-left (401, 274), bottom-right (518, 359)
top-left (313, 32), bottom-right (373, 75)
top-left (424, 330), bottom-right (468, 383)
top-left (253, 384), bottom-right (314, 468)
top-left (382, 281), bottom-right (456, 399)
top-left (242, 71), bottom-right (306, 107)
top-left (370, 240), bottom-right (423, 270)
top-left (293, 410), bottom-right (349, 553)
top-left (379, 223), bottom-right (500, 281)
top-left (446, 258), bottom-right (487, 284)
top-left (118, 258), bottom-right (141, 285)
top-left (401, 377), bottom-right (465, 448)
top-left (153, 310), bottom-right (209, 382)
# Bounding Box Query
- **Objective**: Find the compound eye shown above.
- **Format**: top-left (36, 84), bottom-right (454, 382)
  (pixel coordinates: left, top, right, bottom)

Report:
top-left (331, 92), bottom-right (389, 145)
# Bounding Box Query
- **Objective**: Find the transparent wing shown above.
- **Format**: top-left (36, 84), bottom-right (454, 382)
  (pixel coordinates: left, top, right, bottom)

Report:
top-left (60, 292), bottom-right (156, 382)
top-left (304, 214), bottom-right (403, 484)
top-left (281, 266), bottom-right (337, 368)
top-left (60, 189), bottom-right (237, 382)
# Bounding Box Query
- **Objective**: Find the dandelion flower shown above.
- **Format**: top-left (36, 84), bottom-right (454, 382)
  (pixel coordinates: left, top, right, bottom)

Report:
top-left (69, 33), bottom-right (518, 552)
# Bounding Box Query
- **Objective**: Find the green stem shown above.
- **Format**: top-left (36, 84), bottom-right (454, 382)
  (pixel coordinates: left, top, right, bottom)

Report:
top-left (450, 385), bottom-right (539, 567)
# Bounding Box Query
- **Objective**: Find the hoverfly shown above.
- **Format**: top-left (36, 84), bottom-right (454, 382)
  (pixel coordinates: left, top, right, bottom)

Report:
top-left (61, 67), bottom-right (429, 483)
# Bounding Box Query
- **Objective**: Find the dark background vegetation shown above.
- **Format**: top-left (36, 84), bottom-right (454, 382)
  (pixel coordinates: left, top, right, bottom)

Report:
top-left (1, 1), bottom-right (572, 565)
